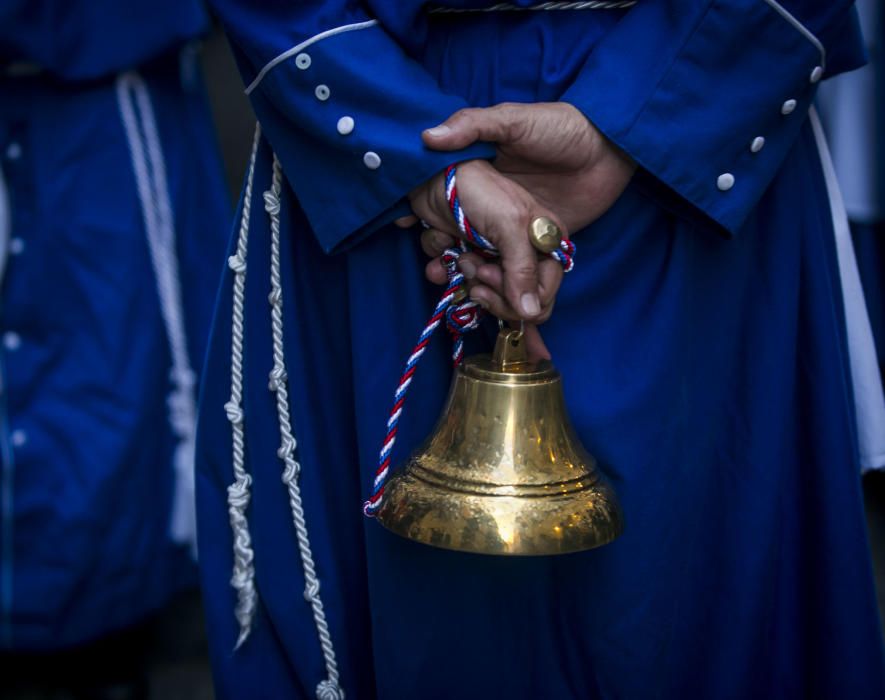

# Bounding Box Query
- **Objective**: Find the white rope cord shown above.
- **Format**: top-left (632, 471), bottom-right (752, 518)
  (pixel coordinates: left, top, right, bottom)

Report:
top-left (116, 72), bottom-right (199, 556)
top-left (265, 155), bottom-right (344, 700)
top-left (430, 1), bottom-right (637, 12)
top-left (224, 124), bottom-right (262, 649)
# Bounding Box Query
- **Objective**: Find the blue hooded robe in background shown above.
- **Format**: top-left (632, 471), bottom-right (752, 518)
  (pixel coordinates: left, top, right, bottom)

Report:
top-left (198, 2), bottom-right (885, 698)
top-left (0, 0), bottom-right (229, 649)
top-left (819, 0), bottom-right (885, 368)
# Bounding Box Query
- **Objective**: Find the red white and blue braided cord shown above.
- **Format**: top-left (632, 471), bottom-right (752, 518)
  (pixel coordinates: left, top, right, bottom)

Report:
top-left (363, 164), bottom-right (575, 516)
top-left (443, 166), bottom-right (576, 272)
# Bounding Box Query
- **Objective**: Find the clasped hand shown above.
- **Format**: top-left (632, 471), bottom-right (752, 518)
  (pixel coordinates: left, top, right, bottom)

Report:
top-left (397, 102), bottom-right (635, 358)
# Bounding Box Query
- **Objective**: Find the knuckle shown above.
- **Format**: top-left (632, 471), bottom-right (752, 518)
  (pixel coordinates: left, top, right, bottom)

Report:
top-left (503, 119), bottom-right (523, 144)
top-left (509, 198), bottom-right (534, 230)
top-left (431, 231), bottom-right (451, 250)
top-left (452, 108), bottom-right (474, 124)
top-left (506, 261), bottom-right (538, 282)
top-left (498, 103), bottom-right (526, 140)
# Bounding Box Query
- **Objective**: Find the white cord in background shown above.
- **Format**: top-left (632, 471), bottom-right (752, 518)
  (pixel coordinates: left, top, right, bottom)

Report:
top-left (116, 71), bottom-right (199, 556)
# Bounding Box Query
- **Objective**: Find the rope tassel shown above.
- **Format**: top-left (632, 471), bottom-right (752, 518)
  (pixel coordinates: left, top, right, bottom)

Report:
top-left (117, 71), bottom-right (201, 555)
top-left (364, 164), bottom-right (576, 516)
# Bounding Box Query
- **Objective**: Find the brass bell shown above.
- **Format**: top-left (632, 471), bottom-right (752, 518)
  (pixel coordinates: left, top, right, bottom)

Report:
top-left (376, 327), bottom-right (624, 555)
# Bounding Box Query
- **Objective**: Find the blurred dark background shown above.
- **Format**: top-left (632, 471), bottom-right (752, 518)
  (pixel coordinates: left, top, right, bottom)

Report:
top-left (202, 28), bottom-right (255, 202)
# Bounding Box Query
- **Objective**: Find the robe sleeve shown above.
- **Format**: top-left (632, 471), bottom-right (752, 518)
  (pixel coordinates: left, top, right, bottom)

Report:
top-left (560, 0), bottom-right (867, 237)
top-left (209, 1), bottom-right (495, 253)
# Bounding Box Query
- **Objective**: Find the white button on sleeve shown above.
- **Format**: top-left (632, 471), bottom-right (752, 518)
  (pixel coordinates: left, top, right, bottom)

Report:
top-left (315, 85), bottom-right (330, 101)
top-left (5, 142), bottom-right (21, 160)
top-left (9, 238), bottom-right (24, 255)
top-left (717, 173), bottom-right (735, 191)
top-left (781, 99), bottom-right (797, 115)
top-left (10, 429), bottom-right (27, 447)
top-left (363, 152), bottom-right (382, 170)
top-left (3, 331), bottom-right (21, 351)
top-left (810, 66), bottom-right (823, 83)
top-left (750, 137), bottom-right (765, 154)
top-left (337, 116), bottom-right (355, 136)
top-left (295, 53), bottom-right (311, 70)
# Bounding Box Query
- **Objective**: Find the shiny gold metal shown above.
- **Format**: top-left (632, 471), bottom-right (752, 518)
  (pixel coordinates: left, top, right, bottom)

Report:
top-left (376, 328), bottom-right (623, 555)
top-left (528, 216), bottom-right (563, 254)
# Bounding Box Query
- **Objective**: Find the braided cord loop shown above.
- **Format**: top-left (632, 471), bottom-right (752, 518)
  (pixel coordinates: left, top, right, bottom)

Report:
top-left (363, 164), bottom-right (576, 515)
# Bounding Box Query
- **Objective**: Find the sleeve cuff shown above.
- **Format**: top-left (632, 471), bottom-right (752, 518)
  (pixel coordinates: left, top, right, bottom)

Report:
top-left (561, 0), bottom-right (831, 236)
top-left (245, 23), bottom-right (496, 253)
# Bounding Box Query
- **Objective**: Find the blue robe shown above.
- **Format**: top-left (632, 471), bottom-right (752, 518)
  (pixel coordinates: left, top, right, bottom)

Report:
top-left (819, 0), bottom-right (885, 365)
top-left (198, 2), bottom-right (885, 698)
top-left (817, 0), bottom-right (885, 471)
top-left (0, 1), bottom-right (229, 649)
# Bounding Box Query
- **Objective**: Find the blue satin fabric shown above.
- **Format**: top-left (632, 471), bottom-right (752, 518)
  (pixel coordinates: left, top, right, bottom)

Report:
top-left (197, 6), bottom-right (885, 699)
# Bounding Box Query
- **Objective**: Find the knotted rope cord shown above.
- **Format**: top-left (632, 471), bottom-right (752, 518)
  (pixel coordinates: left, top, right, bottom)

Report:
top-left (224, 123), bottom-right (261, 649)
top-left (430, 1), bottom-right (637, 12)
top-left (116, 71), bottom-right (199, 555)
top-left (265, 156), bottom-right (344, 700)
top-left (363, 164), bottom-right (576, 515)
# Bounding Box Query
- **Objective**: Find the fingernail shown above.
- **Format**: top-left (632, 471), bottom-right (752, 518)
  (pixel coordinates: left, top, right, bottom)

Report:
top-left (459, 260), bottom-right (477, 279)
top-left (521, 293), bottom-right (541, 317)
top-left (425, 125), bottom-right (451, 138)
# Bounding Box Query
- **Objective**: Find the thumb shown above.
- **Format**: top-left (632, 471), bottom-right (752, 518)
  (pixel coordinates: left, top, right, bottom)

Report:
top-left (423, 103), bottom-right (524, 152)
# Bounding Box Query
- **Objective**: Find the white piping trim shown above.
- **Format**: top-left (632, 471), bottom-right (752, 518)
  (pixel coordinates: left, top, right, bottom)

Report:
top-left (761, 0), bottom-right (826, 69)
top-left (245, 20), bottom-right (379, 95)
top-left (116, 72), bottom-right (200, 553)
top-left (810, 107), bottom-right (885, 471)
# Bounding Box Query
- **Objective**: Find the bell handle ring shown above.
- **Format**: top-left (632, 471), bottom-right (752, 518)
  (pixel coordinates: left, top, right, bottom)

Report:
top-left (492, 323), bottom-right (529, 371)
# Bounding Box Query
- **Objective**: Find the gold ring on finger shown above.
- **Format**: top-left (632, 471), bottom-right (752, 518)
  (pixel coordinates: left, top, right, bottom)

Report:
top-left (529, 216), bottom-right (563, 254)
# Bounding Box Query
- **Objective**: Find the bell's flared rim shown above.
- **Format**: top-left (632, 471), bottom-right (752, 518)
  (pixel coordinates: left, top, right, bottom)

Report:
top-left (376, 466), bottom-right (624, 556)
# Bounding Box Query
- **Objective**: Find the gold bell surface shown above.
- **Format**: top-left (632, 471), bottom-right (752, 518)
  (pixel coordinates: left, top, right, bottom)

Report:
top-left (376, 328), bottom-right (624, 555)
